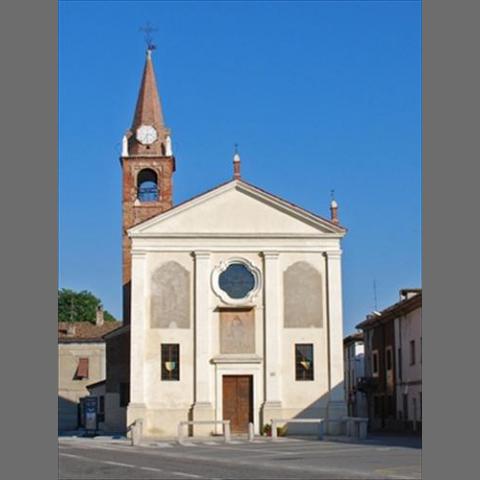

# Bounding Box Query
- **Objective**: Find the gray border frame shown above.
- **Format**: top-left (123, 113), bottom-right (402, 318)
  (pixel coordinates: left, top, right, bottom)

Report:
top-left (1, 1), bottom-right (57, 478)
top-left (423, 1), bottom-right (480, 479)
top-left (3, 1), bottom-right (480, 478)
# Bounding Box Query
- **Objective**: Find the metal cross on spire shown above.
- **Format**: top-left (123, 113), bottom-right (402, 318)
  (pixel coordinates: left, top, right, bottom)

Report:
top-left (330, 189), bottom-right (335, 201)
top-left (139, 21), bottom-right (157, 51)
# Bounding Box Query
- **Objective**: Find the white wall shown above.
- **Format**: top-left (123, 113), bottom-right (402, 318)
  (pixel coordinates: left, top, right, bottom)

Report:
top-left (395, 306), bottom-right (422, 424)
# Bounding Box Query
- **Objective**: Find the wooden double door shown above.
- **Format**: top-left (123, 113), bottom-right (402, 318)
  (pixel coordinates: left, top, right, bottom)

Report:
top-left (222, 375), bottom-right (253, 433)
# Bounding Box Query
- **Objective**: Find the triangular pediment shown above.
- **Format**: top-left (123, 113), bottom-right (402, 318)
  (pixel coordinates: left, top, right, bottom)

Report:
top-left (129, 180), bottom-right (345, 237)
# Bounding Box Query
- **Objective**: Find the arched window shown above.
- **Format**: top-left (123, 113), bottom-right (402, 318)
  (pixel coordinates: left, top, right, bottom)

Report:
top-left (137, 168), bottom-right (158, 202)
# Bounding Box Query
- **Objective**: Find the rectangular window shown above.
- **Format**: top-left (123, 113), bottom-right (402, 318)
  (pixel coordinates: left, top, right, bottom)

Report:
top-left (410, 340), bottom-right (416, 365)
top-left (295, 344), bottom-right (314, 381)
top-left (74, 357), bottom-right (89, 380)
top-left (403, 393), bottom-right (408, 420)
top-left (386, 346), bottom-right (393, 371)
top-left (119, 382), bottom-right (129, 407)
top-left (372, 350), bottom-right (379, 377)
top-left (161, 344), bottom-right (180, 381)
top-left (419, 392), bottom-right (422, 420)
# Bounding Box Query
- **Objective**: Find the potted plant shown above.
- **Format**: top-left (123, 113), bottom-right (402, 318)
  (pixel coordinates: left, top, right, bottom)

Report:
top-left (262, 424), bottom-right (272, 436)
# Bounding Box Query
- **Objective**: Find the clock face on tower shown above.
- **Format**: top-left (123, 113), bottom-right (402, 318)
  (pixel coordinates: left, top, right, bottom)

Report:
top-left (136, 125), bottom-right (158, 145)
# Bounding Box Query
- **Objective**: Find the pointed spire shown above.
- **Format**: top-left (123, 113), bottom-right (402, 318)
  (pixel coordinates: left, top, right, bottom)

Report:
top-left (132, 48), bottom-right (165, 131)
top-left (233, 144), bottom-right (241, 179)
top-left (128, 48), bottom-right (170, 156)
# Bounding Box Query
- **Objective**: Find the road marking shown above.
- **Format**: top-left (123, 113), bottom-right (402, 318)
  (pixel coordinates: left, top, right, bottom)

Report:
top-left (59, 453), bottom-right (85, 460)
top-left (171, 472), bottom-right (203, 478)
top-left (140, 466), bottom-right (164, 472)
top-left (103, 460), bottom-right (136, 468)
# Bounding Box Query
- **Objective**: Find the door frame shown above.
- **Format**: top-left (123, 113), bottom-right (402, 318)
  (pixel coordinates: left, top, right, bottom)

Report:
top-left (214, 361), bottom-right (263, 435)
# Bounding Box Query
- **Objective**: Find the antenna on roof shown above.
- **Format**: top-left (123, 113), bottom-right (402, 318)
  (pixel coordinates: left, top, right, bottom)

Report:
top-left (139, 21), bottom-right (158, 52)
top-left (373, 279), bottom-right (378, 311)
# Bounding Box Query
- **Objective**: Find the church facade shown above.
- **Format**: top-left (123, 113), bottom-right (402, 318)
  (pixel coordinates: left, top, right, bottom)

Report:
top-left (106, 48), bottom-right (347, 438)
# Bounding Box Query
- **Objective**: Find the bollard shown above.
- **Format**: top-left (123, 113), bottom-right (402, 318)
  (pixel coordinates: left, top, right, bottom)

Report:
top-left (317, 420), bottom-right (324, 440)
top-left (224, 421), bottom-right (231, 443)
top-left (131, 419), bottom-right (143, 446)
top-left (271, 420), bottom-right (278, 441)
top-left (248, 422), bottom-right (254, 442)
top-left (177, 422), bottom-right (185, 445)
top-left (130, 423), bottom-right (136, 446)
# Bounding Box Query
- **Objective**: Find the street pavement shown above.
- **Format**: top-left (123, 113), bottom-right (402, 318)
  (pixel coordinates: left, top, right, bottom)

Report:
top-left (59, 434), bottom-right (421, 479)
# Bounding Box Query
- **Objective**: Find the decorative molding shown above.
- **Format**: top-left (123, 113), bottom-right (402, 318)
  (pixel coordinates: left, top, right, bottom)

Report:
top-left (211, 354), bottom-right (263, 364)
top-left (131, 232), bottom-right (343, 239)
top-left (193, 250), bottom-right (211, 259)
top-left (131, 251), bottom-right (147, 259)
top-left (128, 180), bottom-right (346, 236)
top-left (262, 251), bottom-right (280, 260)
top-left (323, 250), bottom-right (343, 259)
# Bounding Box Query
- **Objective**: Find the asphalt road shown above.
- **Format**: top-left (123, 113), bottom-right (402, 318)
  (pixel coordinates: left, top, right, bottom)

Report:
top-left (59, 435), bottom-right (421, 479)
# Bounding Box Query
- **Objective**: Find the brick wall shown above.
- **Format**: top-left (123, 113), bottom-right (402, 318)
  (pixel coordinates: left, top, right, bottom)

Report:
top-left (121, 155), bottom-right (174, 323)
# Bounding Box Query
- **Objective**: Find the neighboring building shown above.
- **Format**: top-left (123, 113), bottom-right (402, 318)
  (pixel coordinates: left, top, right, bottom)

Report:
top-left (343, 332), bottom-right (367, 418)
top-left (105, 47), bottom-right (349, 438)
top-left (395, 289), bottom-right (422, 433)
top-left (58, 308), bottom-right (120, 432)
top-left (356, 289), bottom-right (422, 433)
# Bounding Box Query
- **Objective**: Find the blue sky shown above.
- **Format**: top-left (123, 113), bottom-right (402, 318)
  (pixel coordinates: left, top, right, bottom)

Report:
top-left (59, 1), bottom-right (421, 334)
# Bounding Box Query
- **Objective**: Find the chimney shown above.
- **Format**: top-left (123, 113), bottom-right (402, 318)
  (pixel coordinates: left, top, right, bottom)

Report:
top-left (67, 324), bottom-right (76, 336)
top-left (96, 306), bottom-right (104, 326)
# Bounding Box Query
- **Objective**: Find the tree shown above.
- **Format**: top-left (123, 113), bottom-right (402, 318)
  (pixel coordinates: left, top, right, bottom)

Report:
top-left (58, 288), bottom-right (117, 323)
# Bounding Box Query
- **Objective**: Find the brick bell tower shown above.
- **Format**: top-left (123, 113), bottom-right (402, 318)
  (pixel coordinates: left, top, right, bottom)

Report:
top-left (121, 47), bottom-right (175, 324)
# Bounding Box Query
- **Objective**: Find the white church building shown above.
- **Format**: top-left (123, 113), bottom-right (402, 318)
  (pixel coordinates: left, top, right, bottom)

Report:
top-left (106, 47), bottom-right (348, 438)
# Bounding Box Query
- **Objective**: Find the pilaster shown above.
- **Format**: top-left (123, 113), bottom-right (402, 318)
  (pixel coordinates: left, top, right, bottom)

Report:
top-left (262, 251), bottom-right (283, 420)
top-left (127, 251), bottom-right (147, 428)
top-left (192, 251), bottom-right (215, 433)
top-left (324, 250), bottom-right (347, 433)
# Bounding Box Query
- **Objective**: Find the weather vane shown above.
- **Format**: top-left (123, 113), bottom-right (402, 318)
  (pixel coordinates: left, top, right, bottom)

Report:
top-left (139, 21), bottom-right (157, 51)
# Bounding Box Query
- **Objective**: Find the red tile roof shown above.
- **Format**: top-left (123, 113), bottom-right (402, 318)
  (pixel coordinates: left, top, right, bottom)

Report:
top-left (58, 322), bottom-right (121, 343)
